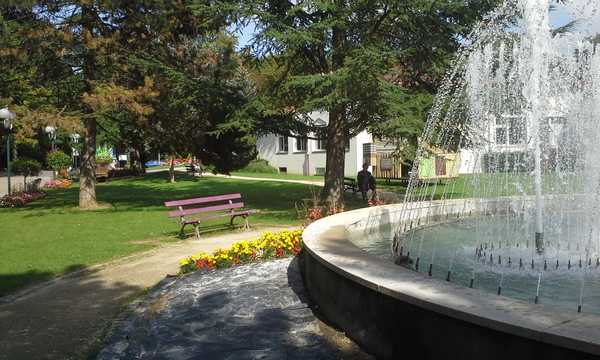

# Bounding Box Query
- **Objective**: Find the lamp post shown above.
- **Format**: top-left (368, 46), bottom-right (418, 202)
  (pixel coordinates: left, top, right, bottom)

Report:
top-left (0, 108), bottom-right (16, 195)
top-left (70, 133), bottom-right (80, 169)
top-left (45, 126), bottom-right (57, 151)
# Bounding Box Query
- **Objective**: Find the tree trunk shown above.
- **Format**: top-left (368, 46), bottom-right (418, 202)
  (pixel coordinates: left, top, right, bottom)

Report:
top-left (169, 155), bottom-right (176, 183)
top-left (79, 5), bottom-right (98, 209)
top-left (137, 144), bottom-right (146, 174)
top-left (321, 14), bottom-right (346, 212)
top-left (79, 117), bottom-right (98, 208)
top-left (321, 107), bottom-right (346, 212)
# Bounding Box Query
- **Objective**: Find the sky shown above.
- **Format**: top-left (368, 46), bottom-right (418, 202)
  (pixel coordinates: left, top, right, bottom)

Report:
top-left (233, 22), bottom-right (257, 50)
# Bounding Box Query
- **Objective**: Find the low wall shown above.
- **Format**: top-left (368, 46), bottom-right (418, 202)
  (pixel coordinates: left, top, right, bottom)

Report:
top-left (301, 201), bottom-right (600, 360)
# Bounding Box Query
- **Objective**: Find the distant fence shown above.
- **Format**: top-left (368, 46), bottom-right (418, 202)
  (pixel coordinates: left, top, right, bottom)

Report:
top-left (370, 153), bottom-right (408, 180)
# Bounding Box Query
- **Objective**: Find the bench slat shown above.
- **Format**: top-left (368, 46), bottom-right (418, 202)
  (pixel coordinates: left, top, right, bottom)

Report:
top-left (168, 202), bottom-right (244, 217)
top-left (182, 209), bottom-right (258, 224)
top-left (164, 193), bottom-right (241, 207)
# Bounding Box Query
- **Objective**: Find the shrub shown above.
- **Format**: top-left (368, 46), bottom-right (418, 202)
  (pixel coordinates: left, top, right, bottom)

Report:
top-left (239, 159), bottom-right (278, 174)
top-left (108, 168), bottom-right (141, 178)
top-left (47, 151), bottom-right (71, 172)
top-left (96, 145), bottom-right (113, 165)
top-left (43, 179), bottom-right (72, 189)
top-left (0, 191), bottom-right (46, 208)
top-left (12, 159), bottom-right (42, 184)
top-left (179, 229), bottom-right (303, 273)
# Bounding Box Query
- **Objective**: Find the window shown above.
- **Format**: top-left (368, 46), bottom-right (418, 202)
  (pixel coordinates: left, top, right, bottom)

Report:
top-left (278, 136), bottom-right (288, 153)
top-left (495, 116), bottom-right (526, 145)
top-left (316, 138), bottom-right (327, 151)
top-left (278, 167), bottom-right (287, 173)
top-left (296, 137), bottom-right (307, 152)
top-left (345, 138), bottom-right (350, 152)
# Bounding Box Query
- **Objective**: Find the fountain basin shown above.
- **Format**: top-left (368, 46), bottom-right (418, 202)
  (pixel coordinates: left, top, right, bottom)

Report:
top-left (301, 201), bottom-right (600, 360)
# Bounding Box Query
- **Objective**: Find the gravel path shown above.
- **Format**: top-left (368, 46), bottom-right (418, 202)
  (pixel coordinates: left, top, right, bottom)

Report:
top-left (98, 258), bottom-right (372, 360)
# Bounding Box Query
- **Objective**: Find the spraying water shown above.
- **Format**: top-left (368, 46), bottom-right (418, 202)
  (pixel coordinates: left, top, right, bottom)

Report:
top-left (381, 0), bottom-right (600, 314)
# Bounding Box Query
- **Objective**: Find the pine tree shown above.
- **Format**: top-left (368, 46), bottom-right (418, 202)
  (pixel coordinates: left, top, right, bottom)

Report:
top-left (244, 0), bottom-right (501, 209)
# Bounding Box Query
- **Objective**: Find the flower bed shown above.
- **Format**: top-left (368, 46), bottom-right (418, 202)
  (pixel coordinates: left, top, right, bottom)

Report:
top-left (0, 191), bottom-right (46, 208)
top-left (179, 229), bottom-right (303, 274)
top-left (43, 179), bottom-right (73, 189)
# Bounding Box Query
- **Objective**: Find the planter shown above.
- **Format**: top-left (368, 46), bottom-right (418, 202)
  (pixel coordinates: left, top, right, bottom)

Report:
top-left (58, 168), bottom-right (69, 179)
top-left (96, 163), bottom-right (110, 182)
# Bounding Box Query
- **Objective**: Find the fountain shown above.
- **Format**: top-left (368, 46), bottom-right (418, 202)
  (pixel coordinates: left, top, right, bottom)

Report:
top-left (302, 1), bottom-right (600, 359)
top-left (392, 0), bottom-right (600, 315)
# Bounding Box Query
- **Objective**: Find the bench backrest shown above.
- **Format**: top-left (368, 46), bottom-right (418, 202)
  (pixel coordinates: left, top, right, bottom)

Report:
top-left (165, 193), bottom-right (244, 218)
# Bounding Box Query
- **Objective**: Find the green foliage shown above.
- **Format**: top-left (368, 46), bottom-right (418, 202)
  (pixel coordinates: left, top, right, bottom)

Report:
top-left (46, 151), bottom-right (71, 171)
top-left (242, 0), bottom-right (502, 144)
top-left (240, 159), bottom-right (278, 174)
top-left (237, 0), bottom-right (501, 205)
top-left (11, 158), bottom-right (41, 178)
top-left (96, 146), bottom-right (113, 165)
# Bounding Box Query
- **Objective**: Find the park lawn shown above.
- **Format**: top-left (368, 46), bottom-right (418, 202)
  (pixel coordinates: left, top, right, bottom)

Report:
top-left (0, 171), bottom-right (324, 296)
top-left (375, 172), bottom-right (578, 200)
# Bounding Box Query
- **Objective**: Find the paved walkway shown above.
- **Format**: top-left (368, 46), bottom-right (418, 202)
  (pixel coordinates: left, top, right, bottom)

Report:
top-left (98, 258), bottom-right (372, 360)
top-left (204, 173), bottom-right (324, 186)
top-left (0, 227), bottom-right (294, 360)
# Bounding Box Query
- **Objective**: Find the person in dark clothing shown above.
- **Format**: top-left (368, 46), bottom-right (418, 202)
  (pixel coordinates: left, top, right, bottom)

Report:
top-left (357, 163), bottom-right (376, 201)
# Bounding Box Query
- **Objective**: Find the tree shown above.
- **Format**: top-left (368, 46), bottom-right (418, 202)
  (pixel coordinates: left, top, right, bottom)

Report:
top-left (111, 4), bottom-right (255, 182)
top-left (46, 150), bottom-right (71, 174)
top-left (12, 158), bottom-right (41, 189)
top-left (242, 0), bottom-right (501, 209)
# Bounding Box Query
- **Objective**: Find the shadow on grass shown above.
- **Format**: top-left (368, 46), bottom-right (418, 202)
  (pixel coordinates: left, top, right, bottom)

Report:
top-left (0, 265), bottom-right (145, 360)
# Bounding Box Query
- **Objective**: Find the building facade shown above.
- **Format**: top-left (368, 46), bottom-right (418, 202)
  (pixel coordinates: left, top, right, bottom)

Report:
top-left (256, 111), bottom-right (373, 177)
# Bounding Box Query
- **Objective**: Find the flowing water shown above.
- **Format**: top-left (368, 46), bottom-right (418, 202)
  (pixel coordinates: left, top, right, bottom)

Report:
top-left (381, 0), bottom-right (600, 314)
top-left (351, 213), bottom-right (600, 314)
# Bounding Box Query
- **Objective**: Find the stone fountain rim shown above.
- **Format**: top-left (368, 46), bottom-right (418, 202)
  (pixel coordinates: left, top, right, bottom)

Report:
top-left (302, 201), bottom-right (600, 356)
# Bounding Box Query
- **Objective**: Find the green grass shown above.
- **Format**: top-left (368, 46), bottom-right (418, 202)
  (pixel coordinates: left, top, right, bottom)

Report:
top-left (6, 169), bottom-right (566, 296)
top-left (375, 172), bottom-right (582, 200)
top-left (0, 171), bottom-right (327, 296)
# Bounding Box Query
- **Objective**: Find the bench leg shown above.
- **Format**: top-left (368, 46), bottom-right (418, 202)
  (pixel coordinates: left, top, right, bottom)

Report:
top-left (179, 224), bottom-right (187, 239)
top-left (244, 215), bottom-right (250, 230)
top-left (194, 223), bottom-right (201, 240)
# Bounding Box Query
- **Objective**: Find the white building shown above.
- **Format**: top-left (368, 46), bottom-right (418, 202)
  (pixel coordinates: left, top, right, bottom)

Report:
top-left (256, 111), bottom-right (373, 177)
top-left (458, 97), bottom-right (567, 174)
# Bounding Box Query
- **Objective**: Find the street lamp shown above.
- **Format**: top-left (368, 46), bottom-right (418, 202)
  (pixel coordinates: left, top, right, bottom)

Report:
top-left (70, 133), bottom-right (80, 169)
top-left (45, 126), bottom-right (57, 151)
top-left (0, 108), bottom-right (16, 195)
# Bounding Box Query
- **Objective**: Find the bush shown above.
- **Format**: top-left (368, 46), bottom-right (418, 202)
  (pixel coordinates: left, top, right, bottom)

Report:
top-left (47, 151), bottom-right (71, 172)
top-left (239, 159), bottom-right (278, 173)
top-left (12, 159), bottom-right (42, 179)
top-left (96, 145), bottom-right (113, 165)
top-left (179, 229), bottom-right (303, 273)
top-left (108, 168), bottom-right (141, 178)
top-left (43, 179), bottom-right (72, 189)
top-left (0, 191), bottom-right (46, 208)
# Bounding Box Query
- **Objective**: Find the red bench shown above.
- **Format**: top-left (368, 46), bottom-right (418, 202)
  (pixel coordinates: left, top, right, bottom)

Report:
top-left (165, 193), bottom-right (257, 239)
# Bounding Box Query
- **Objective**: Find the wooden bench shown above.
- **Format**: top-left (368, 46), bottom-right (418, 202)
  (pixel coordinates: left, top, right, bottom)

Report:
top-left (164, 193), bottom-right (256, 239)
top-left (185, 164), bottom-right (196, 175)
top-left (344, 177), bottom-right (357, 193)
